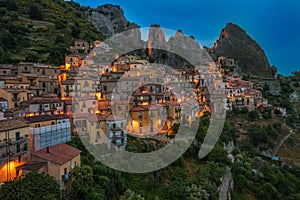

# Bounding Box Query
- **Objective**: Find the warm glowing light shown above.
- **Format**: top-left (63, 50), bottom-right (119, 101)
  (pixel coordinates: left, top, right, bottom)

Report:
top-left (62, 73), bottom-right (67, 81)
top-left (188, 116), bottom-right (192, 126)
top-left (96, 92), bottom-right (103, 100)
top-left (142, 102), bottom-right (149, 106)
top-left (132, 120), bottom-right (139, 128)
top-left (112, 65), bottom-right (117, 72)
top-left (0, 160), bottom-right (25, 183)
top-left (65, 63), bottom-right (71, 70)
top-left (157, 119), bottom-right (161, 126)
top-left (26, 113), bottom-right (35, 117)
top-left (95, 110), bottom-right (100, 114)
top-left (199, 111), bottom-right (205, 118)
top-left (147, 38), bottom-right (153, 57)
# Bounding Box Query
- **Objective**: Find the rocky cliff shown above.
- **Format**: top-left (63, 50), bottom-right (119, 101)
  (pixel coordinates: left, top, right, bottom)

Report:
top-left (86, 4), bottom-right (139, 38)
top-left (211, 23), bottom-right (273, 77)
top-left (146, 26), bottom-right (207, 68)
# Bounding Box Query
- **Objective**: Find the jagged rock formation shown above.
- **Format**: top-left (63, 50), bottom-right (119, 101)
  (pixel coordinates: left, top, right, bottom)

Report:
top-left (147, 24), bottom-right (167, 60)
top-left (146, 26), bottom-right (207, 68)
top-left (86, 4), bottom-right (139, 38)
top-left (210, 23), bottom-right (273, 77)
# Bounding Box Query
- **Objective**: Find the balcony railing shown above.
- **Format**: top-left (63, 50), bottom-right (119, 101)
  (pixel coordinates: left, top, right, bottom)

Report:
top-left (62, 173), bottom-right (70, 182)
top-left (12, 97), bottom-right (20, 102)
top-left (9, 138), bottom-right (27, 145)
top-left (175, 108), bottom-right (181, 112)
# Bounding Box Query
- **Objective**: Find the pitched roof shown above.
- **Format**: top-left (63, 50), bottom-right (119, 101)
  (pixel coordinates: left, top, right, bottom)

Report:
top-left (0, 119), bottom-right (29, 132)
top-left (31, 143), bottom-right (81, 165)
top-left (25, 114), bottom-right (68, 123)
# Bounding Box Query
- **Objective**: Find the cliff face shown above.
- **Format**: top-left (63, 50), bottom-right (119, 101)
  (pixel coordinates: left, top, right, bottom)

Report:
top-left (211, 23), bottom-right (273, 77)
top-left (86, 4), bottom-right (139, 38)
top-left (146, 26), bottom-right (206, 67)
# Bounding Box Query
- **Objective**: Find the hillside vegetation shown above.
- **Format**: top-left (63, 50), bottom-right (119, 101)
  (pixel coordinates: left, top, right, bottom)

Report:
top-left (0, 0), bottom-right (103, 65)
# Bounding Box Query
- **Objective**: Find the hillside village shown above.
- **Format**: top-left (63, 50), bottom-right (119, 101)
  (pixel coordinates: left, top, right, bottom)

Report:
top-left (0, 37), bottom-right (281, 187)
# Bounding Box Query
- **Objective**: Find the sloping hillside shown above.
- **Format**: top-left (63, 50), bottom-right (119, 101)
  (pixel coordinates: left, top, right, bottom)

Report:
top-left (0, 0), bottom-right (103, 65)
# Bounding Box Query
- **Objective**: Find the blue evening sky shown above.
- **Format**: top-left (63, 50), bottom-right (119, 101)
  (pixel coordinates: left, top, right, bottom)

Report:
top-left (76, 0), bottom-right (300, 75)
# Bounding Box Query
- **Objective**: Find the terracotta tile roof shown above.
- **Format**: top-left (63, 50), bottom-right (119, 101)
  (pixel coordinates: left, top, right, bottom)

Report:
top-left (166, 101), bottom-right (180, 106)
top-left (0, 119), bottom-right (29, 132)
top-left (31, 143), bottom-right (81, 165)
top-left (131, 106), bottom-right (148, 112)
top-left (27, 97), bottom-right (61, 104)
top-left (105, 114), bottom-right (125, 121)
top-left (25, 114), bottom-right (69, 123)
top-left (22, 162), bottom-right (46, 171)
top-left (86, 114), bottom-right (106, 122)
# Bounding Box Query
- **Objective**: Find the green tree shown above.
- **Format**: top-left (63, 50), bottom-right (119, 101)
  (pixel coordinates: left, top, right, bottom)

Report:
top-left (29, 4), bottom-right (43, 20)
top-left (240, 107), bottom-right (249, 114)
top-left (0, 171), bottom-right (60, 200)
top-left (248, 110), bottom-right (259, 121)
top-left (233, 174), bottom-right (249, 192)
top-left (258, 182), bottom-right (280, 200)
top-left (273, 122), bottom-right (282, 132)
top-left (1, 31), bottom-right (16, 49)
top-left (248, 125), bottom-right (267, 147)
top-left (185, 184), bottom-right (209, 200)
top-left (25, 52), bottom-right (39, 63)
top-left (265, 125), bottom-right (278, 139)
top-left (6, 0), bottom-right (17, 11)
top-left (120, 189), bottom-right (145, 200)
top-left (71, 165), bottom-right (104, 200)
top-left (220, 120), bottom-right (236, 144)
top-left (208, 145), bottom-right (230, 165)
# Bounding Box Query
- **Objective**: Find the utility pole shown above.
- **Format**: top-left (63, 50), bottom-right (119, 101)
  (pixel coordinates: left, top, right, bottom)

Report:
top-left (5, 131), bottom-right (10, 182)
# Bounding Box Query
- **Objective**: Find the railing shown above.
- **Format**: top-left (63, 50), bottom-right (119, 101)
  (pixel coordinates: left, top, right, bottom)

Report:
top-left (175, 115), bottom-right (181, 119)
top-left (9, 138), bottom-right (27, 145)
top-left (12, 97), bottom-right (20, 102)
top-left (62, 173), bottom-right (70, 182)
top-left (175, 108), bottom-right (181, 112)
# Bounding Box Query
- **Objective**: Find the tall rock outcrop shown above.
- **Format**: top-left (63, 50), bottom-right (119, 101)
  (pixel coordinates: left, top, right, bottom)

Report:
top-left (86, 4), bottom-right (139, 38)
top-left (211, 23), bottom-right (272, 77)
top-left (146, 28), bottom-right (207, 67)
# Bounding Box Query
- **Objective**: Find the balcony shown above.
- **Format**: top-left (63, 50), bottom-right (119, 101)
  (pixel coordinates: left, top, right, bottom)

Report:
top-left (111, 139), bottom-right (126, 146)
top-left (175, 115), bottom-right (181, 119)
top-left (14, 149), bottom-right (28, 156)
top-left (175, 108), bottom-right (181, 113)
top-left (62, 173), bottom-right (70, 182)
top-left (112, 132), bottom-right (125, 139)
top-left (110, 126), bottom-right (121, 131)
top-left (9, 138), bottom-right (27, 145)
top-left (12, 97), bottom-right (20, 102)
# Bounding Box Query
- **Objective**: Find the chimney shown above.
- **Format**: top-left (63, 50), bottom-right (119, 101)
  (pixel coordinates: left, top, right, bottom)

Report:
top-left (47, 146), bottom-right (50, 153)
